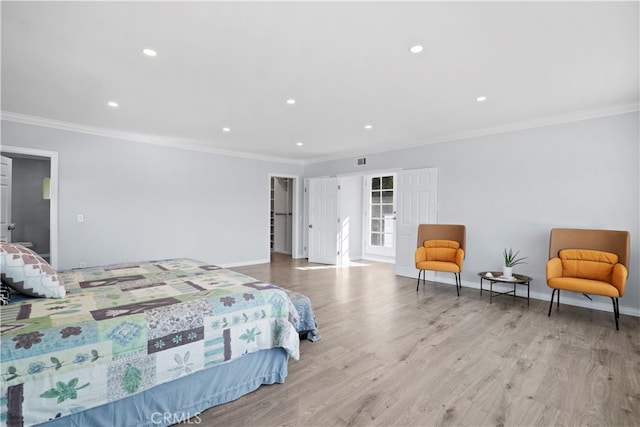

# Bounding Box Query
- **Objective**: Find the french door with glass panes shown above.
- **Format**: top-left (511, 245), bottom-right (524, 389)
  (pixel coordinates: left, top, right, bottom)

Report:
top-left (364, 173), bottom-right (397, 259)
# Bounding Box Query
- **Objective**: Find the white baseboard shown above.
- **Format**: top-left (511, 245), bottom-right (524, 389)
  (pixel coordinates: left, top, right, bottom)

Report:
top-left (424, 275), bottom-right (640, 318)
top-left (361, 255), bottom-right (395, 264)
top-left (220, 258), bottom-right (270, 268)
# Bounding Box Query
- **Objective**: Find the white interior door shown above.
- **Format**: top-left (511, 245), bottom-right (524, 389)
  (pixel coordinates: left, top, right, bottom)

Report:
top-left (0, 155), bottom-right (13, 243)
top-left (308, 177), bottom-right (339, 265)
top-left (394, 168), bottom-right (438, 278)
top-left (364, 173), bottom-right (397, 260)
top-left (338, 175), bottom-right (363, 263)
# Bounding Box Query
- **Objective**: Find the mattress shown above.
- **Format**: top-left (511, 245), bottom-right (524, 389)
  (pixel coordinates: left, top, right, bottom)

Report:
top-left (1, 258), bottom-right (300, 426)
top-left (38, 347), bottom-right (288, 427)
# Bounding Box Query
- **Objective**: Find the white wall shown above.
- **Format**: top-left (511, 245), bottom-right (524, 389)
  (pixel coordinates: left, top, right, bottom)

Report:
top-left (1, 121), bottom-right (303, 269)
top-left (304, 112), bottom-right (640, 314)
top-left (3, 112), bottom-right (638, 315)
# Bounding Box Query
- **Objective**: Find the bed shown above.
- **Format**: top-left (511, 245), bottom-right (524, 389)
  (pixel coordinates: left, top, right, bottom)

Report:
top-left (0, 246), bottom-right (317, 427)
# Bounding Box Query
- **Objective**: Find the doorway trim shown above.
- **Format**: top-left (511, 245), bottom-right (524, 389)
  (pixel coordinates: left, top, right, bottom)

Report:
top-left (363, 171), bottom-right (398, 262)
top-left (1, 145), bottom-right (59, 269)
top-left (268, 173), bottom-right (301, 260)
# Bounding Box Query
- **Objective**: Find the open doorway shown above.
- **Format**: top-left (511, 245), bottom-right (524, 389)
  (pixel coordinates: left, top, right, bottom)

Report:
top-left (1, 146), bottom-right (59, 268)
top-left (271, 177), bottom-right (293, 255)
top-left (269, 174), bottom-right (300, 261)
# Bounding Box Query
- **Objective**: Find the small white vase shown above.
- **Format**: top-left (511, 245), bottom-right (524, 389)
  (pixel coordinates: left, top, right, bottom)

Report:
top-left (503, 266), bottom-right (513, 278)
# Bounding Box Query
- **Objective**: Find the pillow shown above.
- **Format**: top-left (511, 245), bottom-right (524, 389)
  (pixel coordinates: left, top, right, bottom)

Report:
top-left (424, 239), bottom-right (460, 263)
top-left (0, 281), bottom-right (10, 305)
top-left (0, 242), bottom-right (65, 298)
top-left (559, 249), bottom-right (618, 282)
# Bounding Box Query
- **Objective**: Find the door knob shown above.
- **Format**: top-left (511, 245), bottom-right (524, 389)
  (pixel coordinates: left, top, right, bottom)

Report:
top-left (308, 224), bottom-right (313, 228)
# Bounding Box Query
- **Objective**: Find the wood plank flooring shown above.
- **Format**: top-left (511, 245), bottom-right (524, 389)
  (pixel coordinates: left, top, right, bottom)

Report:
top-left (195, 254), bottom-right (640, 426)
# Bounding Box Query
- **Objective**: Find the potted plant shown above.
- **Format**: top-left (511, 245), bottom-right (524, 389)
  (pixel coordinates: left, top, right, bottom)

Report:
top-left (503, 247), bottom-right (527, 278)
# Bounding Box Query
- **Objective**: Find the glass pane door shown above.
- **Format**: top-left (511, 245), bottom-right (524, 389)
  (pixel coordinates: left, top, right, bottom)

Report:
top-left (365, 173), bottom-right (396, 258)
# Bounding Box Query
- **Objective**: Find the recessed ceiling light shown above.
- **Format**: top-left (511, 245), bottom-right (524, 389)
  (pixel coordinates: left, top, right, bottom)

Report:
top-left (286, 99), bottom-right (296, 105)
top-left (364, 125), bottom-right (373, 130)
top-left (107, 101), bottom-right (119, 108)
top-left (296, 142), bottom-right (303, 147)
top-left (409, 45), bottom-right (424, 54)
top-left (142, 48), bottom-right (157, 57)
top-left (476, 96), bottom-right (487, 102)
top-left (222, 127), bottom-right (231, 132)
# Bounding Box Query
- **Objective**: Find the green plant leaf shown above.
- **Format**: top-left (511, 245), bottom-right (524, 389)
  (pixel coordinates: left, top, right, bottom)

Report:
top-left (40, 389), bottom-right (59, 399)
top-left (503, 247), bottom-right (528, 267)
top-left (239, 327), bottom-right (261, 343)
top-left (51, 357), bottom-right (63, 370)
top-left (122, 365), bottom-right (142, 394)
top-left (40, 378), bottom-right (89, 403)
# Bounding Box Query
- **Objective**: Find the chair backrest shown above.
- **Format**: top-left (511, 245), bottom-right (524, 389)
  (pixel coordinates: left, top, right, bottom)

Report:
top-left (417, 224), bottom-right (466, 253)
top-left (548, 228), bottom-right (630, 269)
top-left (424, 240), bottom-right (460, 263)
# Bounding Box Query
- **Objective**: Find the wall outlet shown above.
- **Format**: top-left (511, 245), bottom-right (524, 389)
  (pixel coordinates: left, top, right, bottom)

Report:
top-left (77, 214), bottom-right (84, 223)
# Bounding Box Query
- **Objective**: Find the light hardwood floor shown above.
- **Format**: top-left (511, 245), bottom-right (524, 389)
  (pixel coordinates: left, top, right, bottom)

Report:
top-left (195, 254), bottom-right (640, 426)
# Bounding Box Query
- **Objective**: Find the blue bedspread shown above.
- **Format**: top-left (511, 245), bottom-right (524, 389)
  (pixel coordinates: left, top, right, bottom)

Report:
top-left (282, 289), bottom-right (321, 341)
top-left (1, 259), bottom-right (301, 426)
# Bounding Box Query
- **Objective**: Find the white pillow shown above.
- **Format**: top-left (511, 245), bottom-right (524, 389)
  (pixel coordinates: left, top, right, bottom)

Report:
top-left (0, 281), bottom-right (10, 305)
top-left (0, 242), bottom-right (65, 298)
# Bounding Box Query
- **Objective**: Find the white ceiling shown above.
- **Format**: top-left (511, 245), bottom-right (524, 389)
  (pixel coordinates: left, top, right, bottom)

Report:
top-left (2, 1), bottom-right (638, 164)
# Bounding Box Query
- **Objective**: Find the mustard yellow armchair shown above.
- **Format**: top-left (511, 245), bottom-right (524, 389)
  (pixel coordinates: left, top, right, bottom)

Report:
top-left (415, 224), bottom-right (466, 295)
top-left (546, 228), bottom-right (630, 330)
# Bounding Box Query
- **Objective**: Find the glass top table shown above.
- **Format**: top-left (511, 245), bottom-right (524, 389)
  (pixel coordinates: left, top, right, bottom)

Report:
top-left (477, 271), bottom-right (533, 305)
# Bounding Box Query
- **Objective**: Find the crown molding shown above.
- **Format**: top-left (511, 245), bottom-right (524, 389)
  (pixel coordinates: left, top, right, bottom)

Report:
top-left (302, 101), bottom-right (640, 165)
top-left (3, 101), bottom-right (637, 167)
top-left (0, 111), bottom-right (305, 166)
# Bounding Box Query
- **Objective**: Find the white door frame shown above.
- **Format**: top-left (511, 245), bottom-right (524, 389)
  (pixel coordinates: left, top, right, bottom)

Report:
top-left (363, 171), bottom-right (398, 262)
top-left (1, 145), bottom-right (59, 269)
top-left (303, 178), bottom-right (310, 259)
top-left (1, 156), bottom-right (13, 244)
top-left (268, 173), bottom-right (301, 259)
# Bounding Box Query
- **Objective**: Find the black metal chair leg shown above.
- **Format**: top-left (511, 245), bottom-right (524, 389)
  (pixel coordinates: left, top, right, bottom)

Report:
top-left (548, 289), bottom-right (556, 316)
top-left (416, 269), bottom-right (463, 296)
top-left (611, 297), bottom-right (619, 330)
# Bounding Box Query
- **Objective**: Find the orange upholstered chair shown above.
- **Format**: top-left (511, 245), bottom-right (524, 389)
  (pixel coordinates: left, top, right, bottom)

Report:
top-left (415, 224), bottom-right (466, 295)
top-left (546, 228), bottom-right (630, 330)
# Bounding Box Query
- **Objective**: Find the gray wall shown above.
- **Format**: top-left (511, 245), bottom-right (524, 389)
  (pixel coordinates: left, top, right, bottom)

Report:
top-left (1, 121), bottom-right (303, 269)
top-left (305, 112), bottom-right (640, 314)
top-left (2, 112), bottom-right (638, 314)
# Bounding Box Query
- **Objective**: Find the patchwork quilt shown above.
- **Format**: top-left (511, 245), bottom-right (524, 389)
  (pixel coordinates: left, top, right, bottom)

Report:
top-left (0, 259), bottom-right (300, 426)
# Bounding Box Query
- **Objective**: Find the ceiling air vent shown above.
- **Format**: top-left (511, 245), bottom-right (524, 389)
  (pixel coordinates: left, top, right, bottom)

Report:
top-left (356, 157), bottom-right (367, 166)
